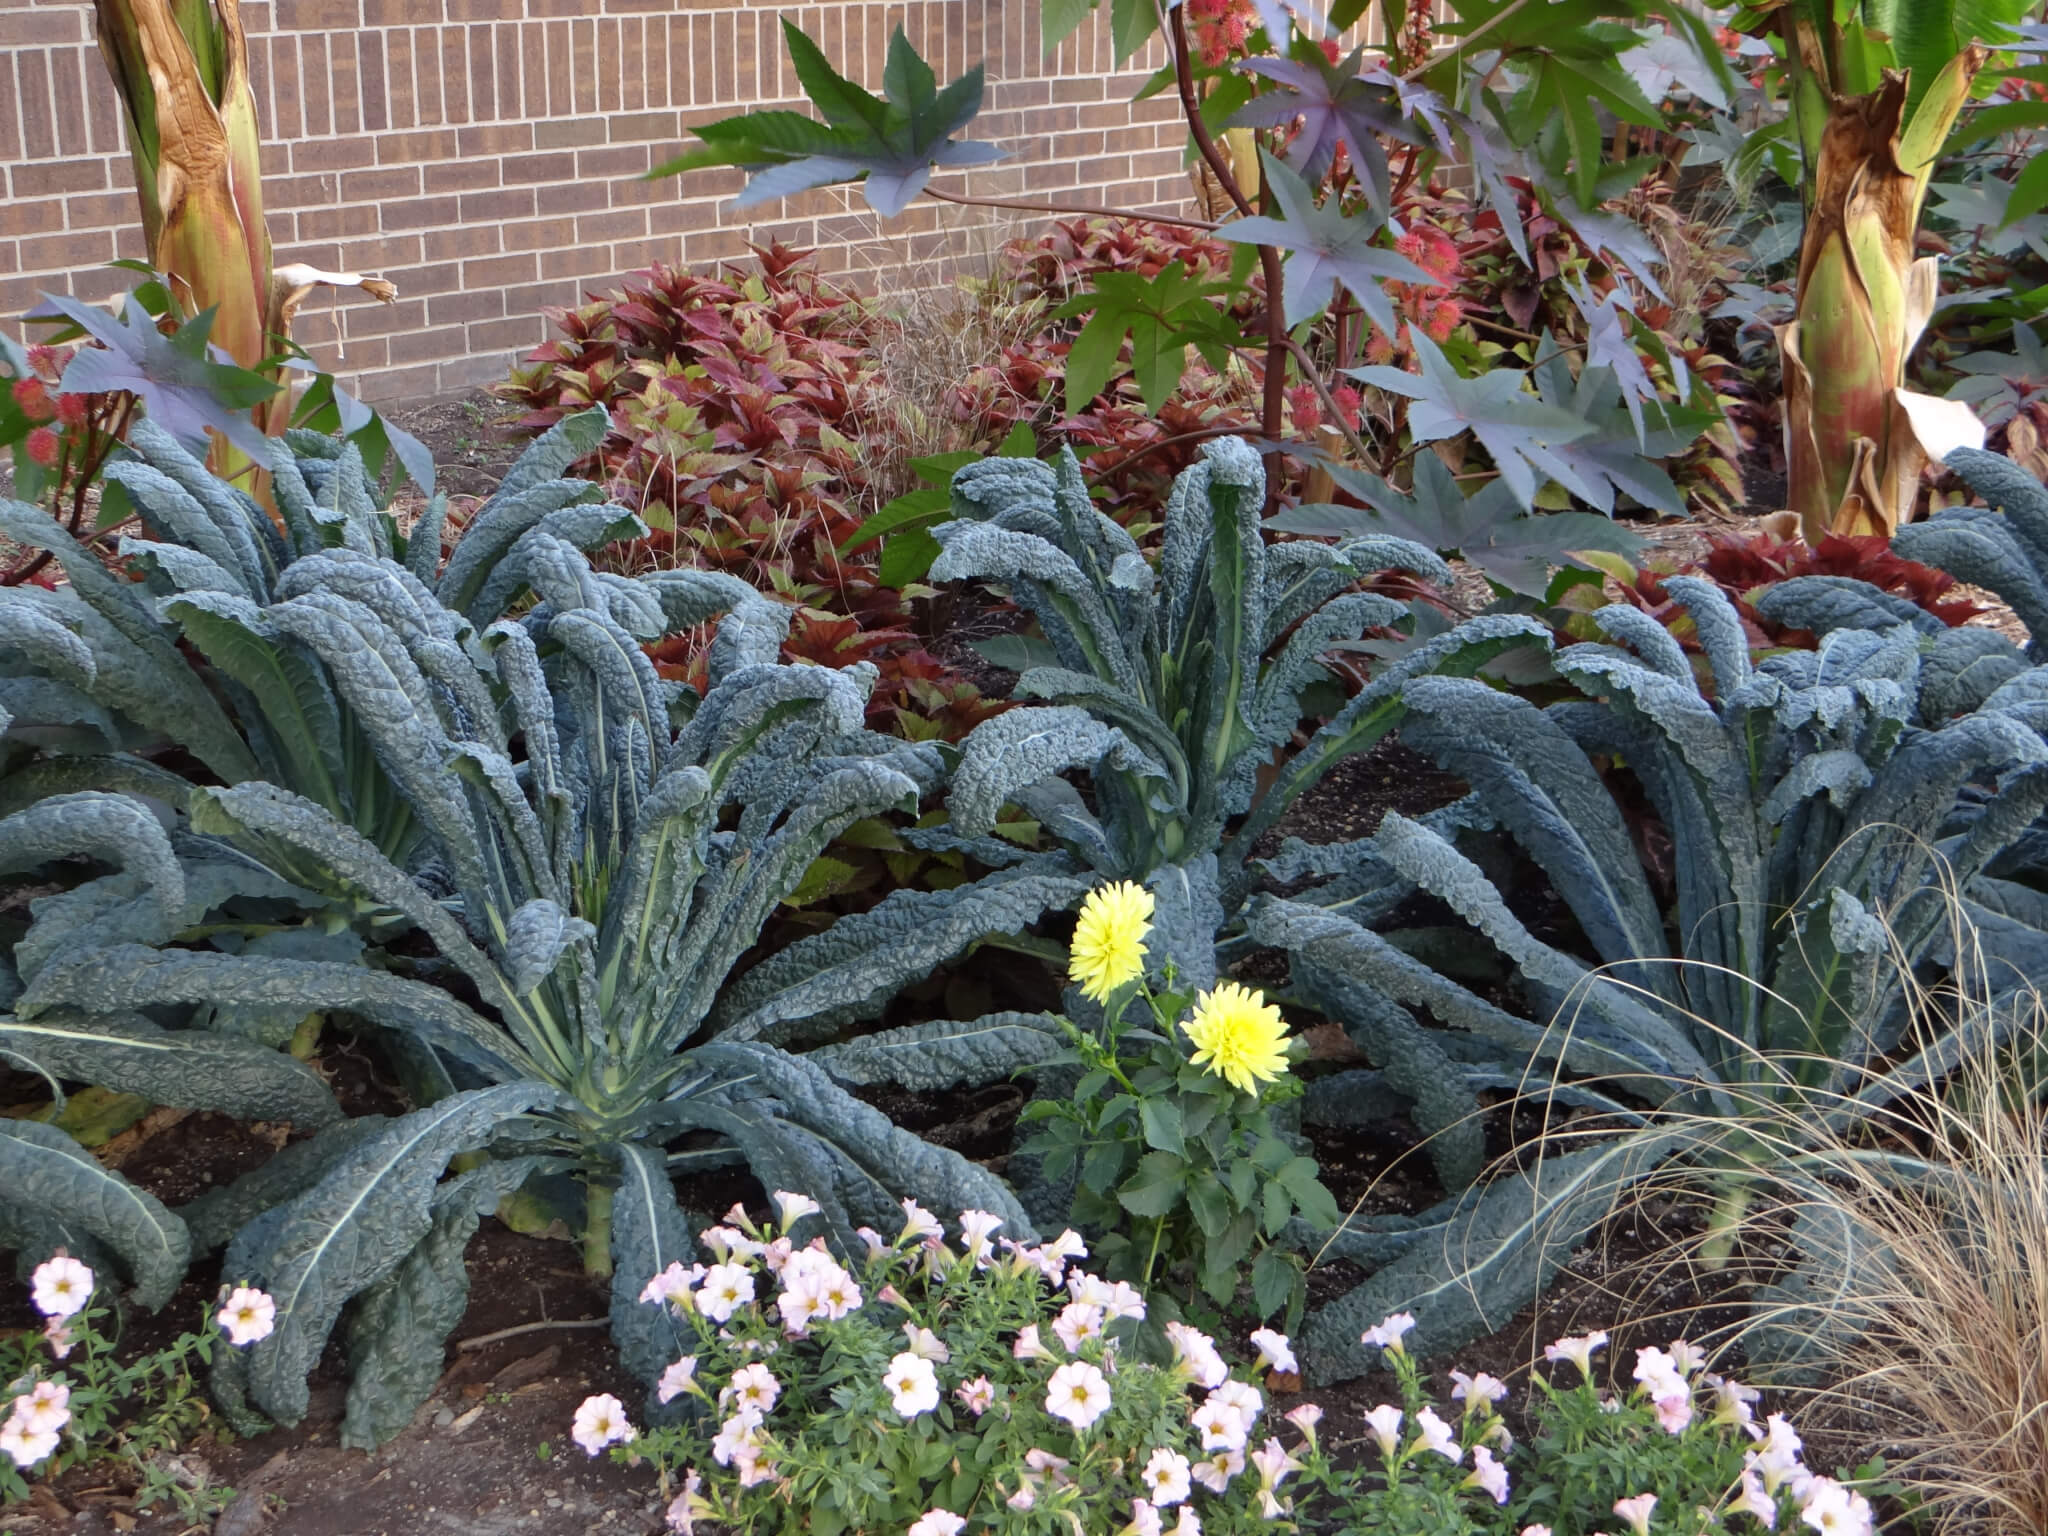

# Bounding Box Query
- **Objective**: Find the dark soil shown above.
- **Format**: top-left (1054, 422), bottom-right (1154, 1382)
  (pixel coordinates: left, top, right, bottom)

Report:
top-left (380, 392), bottom-right (528, 507)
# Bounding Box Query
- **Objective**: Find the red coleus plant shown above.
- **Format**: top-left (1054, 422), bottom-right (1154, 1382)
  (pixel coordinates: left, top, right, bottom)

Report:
top-left (499, 244), bottom-right (1005, 739)
top-left (1587, 526), bottom-right (1985, 662)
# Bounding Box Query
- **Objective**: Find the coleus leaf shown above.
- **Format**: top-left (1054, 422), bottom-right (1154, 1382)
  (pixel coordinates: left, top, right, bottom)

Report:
top-left (1348, 331), bottom-right (1597, 511)
top-left (650, 22), bottom-right (1002, 217)
top-left (1213, 152), bottom-right (1432, 331)
top-left (39, 295), bottom-right (277, 461)
top-left (1057, 267), bottom-right (1246, 412)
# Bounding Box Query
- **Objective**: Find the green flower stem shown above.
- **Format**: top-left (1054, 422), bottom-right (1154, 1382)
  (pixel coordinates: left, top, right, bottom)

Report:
top-left (582, 1179), bottom-right (614, 1277)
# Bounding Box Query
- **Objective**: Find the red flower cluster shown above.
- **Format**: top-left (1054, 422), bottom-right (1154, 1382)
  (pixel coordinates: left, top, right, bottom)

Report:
top-left (1184, 0), bottom-right (1257, 64)
top-left (1363, 224), bottom-right (1465, 364)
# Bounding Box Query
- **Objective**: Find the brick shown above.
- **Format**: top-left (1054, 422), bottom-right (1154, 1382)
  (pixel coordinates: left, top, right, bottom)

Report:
top-left (58, 192), bottom-right (132, 231)
top-left (540, 245), bottom-right (612, 279)
top-left (501, 152), bottom-right (577, 185)
top-left (357, 32), bottom-right (388, 133)
top-left (299, 35), bottom-right (332, 136)
top-left (535, 117), bottom-right (606, 150)
top-left (466, 315), bottom-right (549, 353)
top-left (265, 34), bottom-right (305, 141)
top-left (576, 144), bottom-right (650, 178)
top-left (495, 22), bottom-right (525, 118)
top-left (468, 23), bottom-right (495, 120)
top-left (575, 208), bottom-right (647, 243)
top-left (576, 17), bottom-right (601, 115)
top-left (501, 219), bottom-right (561, 252)
top-left (379, 199), bottom-right (456, 232)
top-left (287, 202), bottom-right (362, 240)
top-left (0, 11), bottom-right (87, 46)
top-left (503, 278), bottom-right (588, 314)
top-left (47, 47), bottom-right (89, 156)
top-left (462, 252), bottom-right (538, 287)
top-left (536, 180), bottom-right (608, 217)
top-left (342, 167), bottom-right (424, 203)
top-left (18, 229), bottom-right (113, 272)
top-left (607, 236), bottom-right (684, 273)
top-left (439, 26), bottom-right (470, 123)
top-left (10, 159), bottom-right (105, 199)
top-left (276, 0), bottom-right (361, 26)
top-left (426, 225), bottom-right (500, 261)
top-left (388, 325), bottom-right (471, 366)
top-left (357, 361), bottom-right (444, 402)
top-left (428, 288), bottom-right (505, 324)
top-left (620, 16), bottom-right (645, 111)
top-left (15, 50), bottom-right (54, 159)
top-left (424, 159), bottom-right (501, 196)
top-left (544, 18), bottom-right (571, 116)
top-left (457, 124), bottom-right (534, 157)
top-left (385, 261), bottom-right (463, 296)
top-left (607, 110), bottom-right (680, 144)
top-left (458, 188), bottom-right (537, 222)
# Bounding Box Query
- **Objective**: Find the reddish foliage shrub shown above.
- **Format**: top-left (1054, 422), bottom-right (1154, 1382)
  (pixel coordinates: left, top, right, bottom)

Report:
top-left (499, 244), bottom-right (1003, 740)
top-left (1589, 528), bottom-right (1985, 661)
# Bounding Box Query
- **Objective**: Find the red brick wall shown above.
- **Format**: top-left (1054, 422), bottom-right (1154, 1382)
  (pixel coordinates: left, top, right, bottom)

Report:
top-left (0, 1), bottom-right (1193, 402)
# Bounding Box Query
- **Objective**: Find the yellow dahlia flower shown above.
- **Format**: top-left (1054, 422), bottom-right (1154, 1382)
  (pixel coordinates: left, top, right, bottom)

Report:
top-left (1068, 880), bottom-right (1153, 1002)
top-left (1183, 981), bottom-right (1289, 1094)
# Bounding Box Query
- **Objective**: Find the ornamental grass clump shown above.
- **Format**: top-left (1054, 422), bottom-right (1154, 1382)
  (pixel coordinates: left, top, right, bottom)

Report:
top-left (1723, 964), bottom-right (2048, 1536)
top-left (1028, 881), bottom-right (1340, 1318)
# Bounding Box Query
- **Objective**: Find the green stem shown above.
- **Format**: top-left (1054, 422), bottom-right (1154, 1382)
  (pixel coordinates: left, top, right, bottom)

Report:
top-left (287, 1011), bottom-right (323, 1062)
top-left (1141, 1214), bottom-right (1168, 1292)
top-left (582, 1180), bottom-right (614, 1277)
top-left (1700, 1174), bottom-right (1753, 1269)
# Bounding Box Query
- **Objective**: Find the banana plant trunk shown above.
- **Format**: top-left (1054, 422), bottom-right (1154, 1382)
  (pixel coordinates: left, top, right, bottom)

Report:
top-left (89, 0), bottom-right (395, 483)
top-left (1779, 54), bottom-right (1982, 541)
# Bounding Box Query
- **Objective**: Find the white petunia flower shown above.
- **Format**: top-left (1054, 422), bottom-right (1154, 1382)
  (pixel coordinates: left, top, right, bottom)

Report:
top-left (1140, 1447), bottom-right (1192, 1507)
top-left (1466, 1444), bottom-right (1510, 1504)
top-left (1415, 1406), bottom-right (1462, 1463)
top-left (1044, 1360), bottom-right (1112, 1429)
top-left (898, 1199), bottom-right (944, 1243)
top-left (1449, 1368), bottom-right (1508, 1408)
top-left (1051, 1302), bottom-right (1106, 1353)
top-left (1542, 1330), bottom-right (1608, 1379)
top-left (216, 1287), bottom-right (276, 1347)
top-left (30, 1256), bottom-right (92, 1320)
top-left (906, 1510), bottom-right (966, 1536)
top-left (570, 1394), bottom-right (635, 1456)
top-left (901, 1323), bottom-right (949, 1362)
top-left (1613, 1493), bottom-right (1658, 1536)
top-left (694, 1262), bottom-right (756, 1323)
top-left (772, 1191), bottom-right (821, 1228)
top-left (1799, 1479), bottom-right (1873, 1536)
top-left (1164, 1321), bottom-right (1228, 1388)
top-left (1248, 1328), bottom-right (1297, 1375)
top-left (656, 1357), bottom-right (699, 1405)
top-left (1360, 1311), bottom-right (1415, 1355)
top-left (1189, 1447), bottom-right (1243, 1494)
top-left (1365, 1403), bottom-right (1404, 1460)
top-left (13, 1381), bottom-right (68, 1437)
top-left (883, 1352), bottom-right (940, 1416)
top-left (725, 1362), bottom-right (780, 1414)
